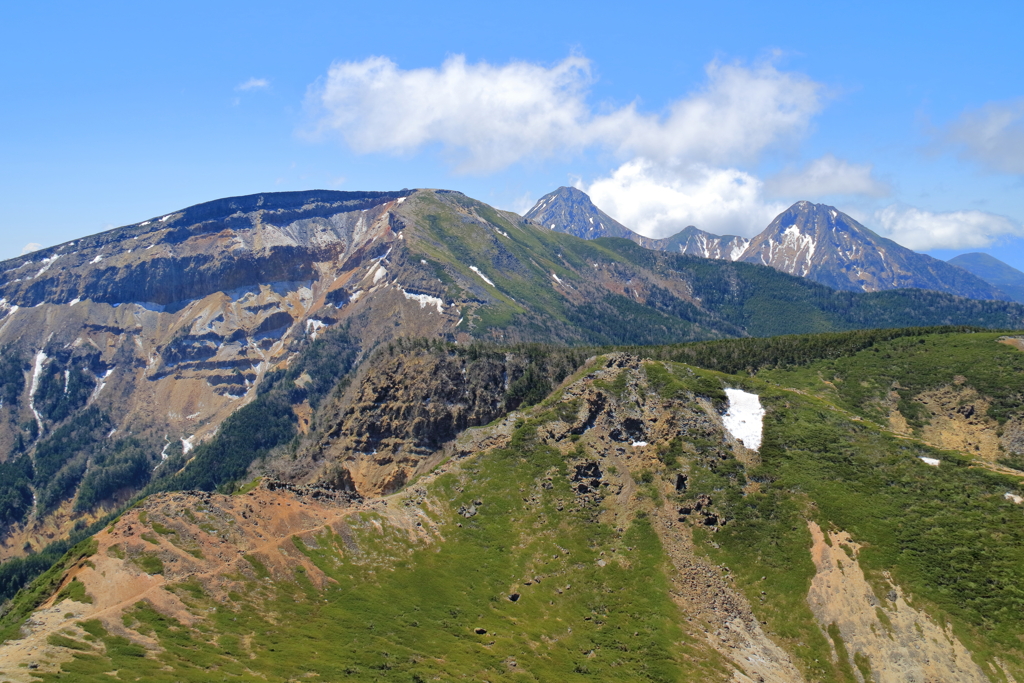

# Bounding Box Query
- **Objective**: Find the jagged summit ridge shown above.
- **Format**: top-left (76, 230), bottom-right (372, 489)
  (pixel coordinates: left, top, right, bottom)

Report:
top-left (526, 189), bottom-right (1008, 301)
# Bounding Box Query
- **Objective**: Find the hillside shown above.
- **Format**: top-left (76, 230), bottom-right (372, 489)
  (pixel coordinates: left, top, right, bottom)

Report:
top-left (3, 188), bottom-right (1022, 574)
top-left (1, 329), bottom-right (1022, 681)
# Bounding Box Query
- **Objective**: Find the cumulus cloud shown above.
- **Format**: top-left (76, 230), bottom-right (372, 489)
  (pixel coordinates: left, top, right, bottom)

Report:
top-left (584, 159), bottom-right (785, 238)
top-left (873, 205), bottom-right (1024, 250)
top-left (598, 60), bottom-right (824, 166)
top-left (21, 242), bottom-right (42, 255)
top-left (236, 77), bottom-right (270, 91)
top-left (764, 154), bottom-right (889, 198)
top-left (305, 54), bottom-right (593, 172)
top-left (943, 99), bottom-right (1024, 174)
top-left (304, 54), bottom-right (824, 173)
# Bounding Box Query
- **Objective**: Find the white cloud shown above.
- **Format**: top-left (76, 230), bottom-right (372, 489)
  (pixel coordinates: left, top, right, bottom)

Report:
top-left (21, 242), bottom-right (42, 255)
top-left (305, 54), bottom-right (594, 173)
top-left (873, 205), bottom-right (1024, 250)
top-left (597, 60), bottom-right (824, 166)
top-left (764, 154), bottom-right (889, 198)
top-left (236, 77), bottom-right (270, 91)
top-left (943, 99), bottom-right (1024, 174)
top-left (304, 54), bottom-right (824, 173)
top-left (584, 159), bottom-right (785, 238)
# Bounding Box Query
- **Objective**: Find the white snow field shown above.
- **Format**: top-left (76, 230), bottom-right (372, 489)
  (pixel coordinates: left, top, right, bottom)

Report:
top-left (722, 388), bottom-right (765, 451)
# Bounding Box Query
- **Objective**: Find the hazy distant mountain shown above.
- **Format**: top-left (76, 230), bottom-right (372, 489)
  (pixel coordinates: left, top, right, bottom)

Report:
top-left (948, 252), bottom-right (1024, 303)
top-left (528, 189), bottom-right (1008, 301)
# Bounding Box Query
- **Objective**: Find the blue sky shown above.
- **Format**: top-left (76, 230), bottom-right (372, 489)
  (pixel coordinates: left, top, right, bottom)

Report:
top-left (3, 0), bottom-right (1024, 269)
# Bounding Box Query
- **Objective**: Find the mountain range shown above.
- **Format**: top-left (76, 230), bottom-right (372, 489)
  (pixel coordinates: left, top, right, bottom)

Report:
top-left (526, 186), bottom-right (1009, 301)
top-left (0, 187), bottom-right (1023, 681)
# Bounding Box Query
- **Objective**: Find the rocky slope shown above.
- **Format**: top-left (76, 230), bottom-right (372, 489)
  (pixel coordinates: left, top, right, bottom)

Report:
top-left (526, 189), bottom-right (1008, 300)
top-left (3, 334), bottom-right (1022, 681)
top-left (949, 251), bottom-right (1024, 303)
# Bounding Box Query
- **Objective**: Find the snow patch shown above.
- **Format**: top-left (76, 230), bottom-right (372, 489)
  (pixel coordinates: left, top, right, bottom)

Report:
top-left (552, 272), bottom-right (563, 284)
top-left (397, 196), bottom-right (406, 203)
top-left (140, 221), bottom-right (151, 226)
top-left (182, 436), bottom-right (195, 455)
top-left (29, 350), bottom-right (48, 430)
top-left (403, 290), bottom-right (445, 314)
top-left (90, 254), bottom-right (104, 264)
top-left (68, 298), bottom-right (81, 306)
top-left (630, 440), bottom-right (648, 448)
top-left (35, 255), bottom-right (59, 278)
top-left (160, 214), bottom-right (173, 222)
top-left (469, 266), bottom-right (494, 287)
top-left (919, 457), bottom-right (941, 467)
top-left (90, 366), bottom-right (115, 402)
top-left (373, 264), bottom-right (387, 284)
top-left (306, 318), bottom-right (327, 339)
top-left (722, 388), bottom-right (765, 451)
top-left (729, 239), bottom-right (749, 262)
top-left (1005, 492), bottom-right (1024, 504)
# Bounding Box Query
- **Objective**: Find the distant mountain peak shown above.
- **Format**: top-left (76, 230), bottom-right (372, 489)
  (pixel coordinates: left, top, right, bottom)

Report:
top-left (524, 186), bottom-right (634, 240)
top-left (524, 186), bottom-right (698, 250)
top-left (739, 201), bottom-right (1006, 299)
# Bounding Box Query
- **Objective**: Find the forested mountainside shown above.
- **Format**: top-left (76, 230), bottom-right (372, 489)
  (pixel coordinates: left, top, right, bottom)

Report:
top-left (2, 188), bottom-right (1021, 576)
top-left (1, 327), bottom-right (1021, 682)
top-left (529, 188), bottom-right (1008, 300)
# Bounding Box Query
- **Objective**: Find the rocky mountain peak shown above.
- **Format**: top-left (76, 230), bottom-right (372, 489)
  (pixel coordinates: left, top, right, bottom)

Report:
top-left (524, 186), bottom-right (702, 250)
top-left (739, 201), bottom-right (1007, 298)
top-left (524, 186), bottom-right (634, 240)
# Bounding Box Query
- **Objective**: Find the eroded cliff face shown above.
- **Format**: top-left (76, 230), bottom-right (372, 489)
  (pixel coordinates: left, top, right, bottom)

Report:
top-left (806, 522), bottom-right (988, 683)
top-left (0, 190), bottom-right (436, 556)
top-left (261, 345), bottom-right (591, 496)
